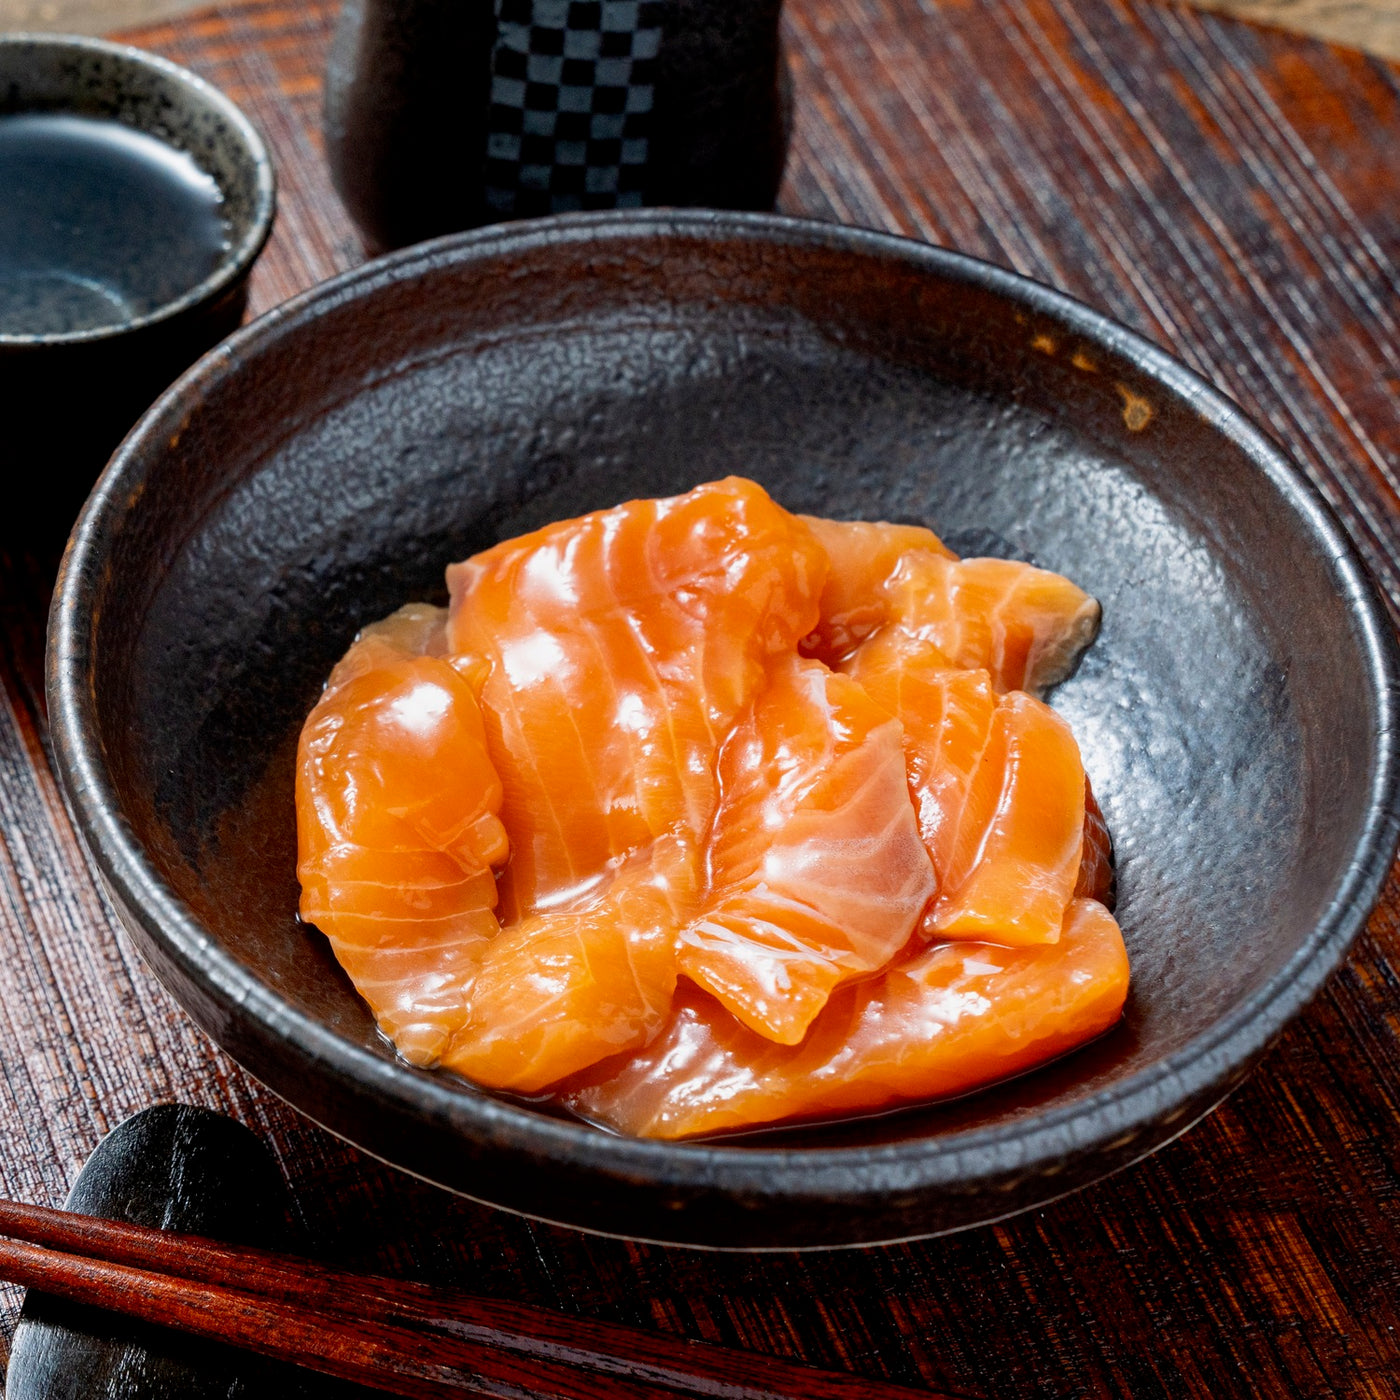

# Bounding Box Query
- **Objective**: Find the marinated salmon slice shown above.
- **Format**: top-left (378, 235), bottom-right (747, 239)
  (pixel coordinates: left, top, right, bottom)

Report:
top-left (802, 518), bottom-right (1100, 694)
top-left (882, 550), bottom-right (1101, 694)
top-left (924, 690), bottom-right (1086, 945)
top-left (565, 898), bottom-right (1130, 1140)
top-left (808, 516), bottom-right (1106, 942)
top-left (677, 655), bottom-right (935, 1046)
top-left (842, 621), bottom-right (1088, 944)
top-left (446, 476), bottom-right (828, 923)
top-left (842, 640), bottom-right (996, 870)
top-left (800, 516), bottom-right (954, 662)
top-left (441, 833), bottom-right (696, 1092)
top-left (295, 606), bottom-right (509, 1065)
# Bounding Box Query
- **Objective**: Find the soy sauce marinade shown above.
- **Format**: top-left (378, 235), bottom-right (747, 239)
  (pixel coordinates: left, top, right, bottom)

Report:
top-left (0, 113), bottom-right (230, 337)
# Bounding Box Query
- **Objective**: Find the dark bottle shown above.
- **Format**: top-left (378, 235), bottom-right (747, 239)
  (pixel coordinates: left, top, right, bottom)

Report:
top-left (324, 0), bottom-right (790, 251)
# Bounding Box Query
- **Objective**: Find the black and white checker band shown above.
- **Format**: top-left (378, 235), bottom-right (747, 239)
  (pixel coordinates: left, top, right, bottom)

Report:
top-left (484, 0), bottom-right (665, 218)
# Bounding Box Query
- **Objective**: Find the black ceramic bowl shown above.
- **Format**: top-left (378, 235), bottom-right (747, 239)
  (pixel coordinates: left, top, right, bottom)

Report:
top-left (0, 34), bottom-right (275, 528)
top-left (48, 212), bottom-right (1400, 1249)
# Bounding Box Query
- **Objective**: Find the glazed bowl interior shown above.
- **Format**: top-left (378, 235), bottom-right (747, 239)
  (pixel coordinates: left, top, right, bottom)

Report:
top-left (49, 212), bottom-right (1399, 1249)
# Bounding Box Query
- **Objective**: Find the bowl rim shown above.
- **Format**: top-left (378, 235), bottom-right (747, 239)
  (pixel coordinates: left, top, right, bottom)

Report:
top-left (0, 32), bottom-right (276, 348)
top-left (46, 208), bottom-right (1400, 1212)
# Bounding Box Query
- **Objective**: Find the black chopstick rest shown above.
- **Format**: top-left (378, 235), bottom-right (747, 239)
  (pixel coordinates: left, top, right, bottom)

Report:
top-left (5, 1104), bottom-right (369, 1399)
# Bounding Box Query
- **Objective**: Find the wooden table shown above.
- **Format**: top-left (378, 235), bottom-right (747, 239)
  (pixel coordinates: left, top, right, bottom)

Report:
top-left (3, 1), bottom-right (1400, 1395)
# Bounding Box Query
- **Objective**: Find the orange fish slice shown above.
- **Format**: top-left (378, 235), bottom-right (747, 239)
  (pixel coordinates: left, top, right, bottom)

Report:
top-left (446, 476), bottom-right (828, 922)
top-left (800, 518), bottom-right (1099, 694)
top-left (440, 833), bottom-right (695, 1092)
top-left (296, 607), bottom-right (509, 1065)
top-left (882, 549), bottom-right (1100, 694)
top-left (842, 639), bottom-right (996, 865)
top-left (812, 517), bottom-right (1102, 944)
top-left (924, 689), bottom-right (1087, 945)
top-left (565, 897), bottom-right (1129, 1140)
top-left (677, 656), bottom-right (936, 1046)
top-left (843, 629), bottom-right (1087, 945)
top-left (799, 516), bottom-right (954, 662)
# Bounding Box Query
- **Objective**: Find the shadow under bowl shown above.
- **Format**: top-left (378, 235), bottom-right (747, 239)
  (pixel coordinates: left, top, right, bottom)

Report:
top-left (46, 211), bottom-right (1400, 1249)
top-left (0, 33), bottom-right (275, 535)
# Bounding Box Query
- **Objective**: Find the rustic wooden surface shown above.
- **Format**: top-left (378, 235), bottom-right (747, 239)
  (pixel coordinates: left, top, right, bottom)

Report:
top-left (2, 0), bottom-right (1400, 1396)
top-left (0, 1122), bottom-right (948, 1400)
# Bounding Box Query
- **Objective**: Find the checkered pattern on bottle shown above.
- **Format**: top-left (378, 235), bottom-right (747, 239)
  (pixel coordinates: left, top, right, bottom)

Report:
top-left (484, 0), bottom-right (664, 216)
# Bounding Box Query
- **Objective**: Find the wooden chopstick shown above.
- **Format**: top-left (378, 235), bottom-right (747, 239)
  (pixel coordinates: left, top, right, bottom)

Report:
top-left (0, 1198), bottom-right (953, 1400)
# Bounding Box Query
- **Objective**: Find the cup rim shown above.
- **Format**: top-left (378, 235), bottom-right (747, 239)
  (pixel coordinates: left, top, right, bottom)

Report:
top-left (0, 32), bottom-right (277, 348)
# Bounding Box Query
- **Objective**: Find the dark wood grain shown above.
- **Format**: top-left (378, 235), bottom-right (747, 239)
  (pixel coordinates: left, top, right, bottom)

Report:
top-left (2, 1), bottom-right (1399, 1396)
top-left (0, 1191), bottom-right (949, 1400)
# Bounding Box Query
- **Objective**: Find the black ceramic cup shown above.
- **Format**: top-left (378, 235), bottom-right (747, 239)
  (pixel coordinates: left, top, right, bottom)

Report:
top-left (324, 0), bottom-right (789, 250)
top-left (0, 35), bottom-right (275, 535)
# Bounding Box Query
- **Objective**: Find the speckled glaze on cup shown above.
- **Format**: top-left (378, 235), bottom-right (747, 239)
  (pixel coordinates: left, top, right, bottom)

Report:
top-left (0, 35), bottom-right (275, 532)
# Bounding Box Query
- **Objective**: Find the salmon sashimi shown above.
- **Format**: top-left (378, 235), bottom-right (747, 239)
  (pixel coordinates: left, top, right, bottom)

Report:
top-left (677, 656), bottom-right (935, 1046)
top-left (880, 550), bottom-right (1101, 695)
top-left (445, 476), bottom-right (828, 922)
top-left (842, 640), bottom-right (995, 874)
top-left (296, 477), bottom-right (1126, 1133)
top-left (802, 517), bottom-right (1100, 695)
top-left (565, 897), bottom-right (1130, 1140)
top-left (442, 833), bottom-right (695, 1091)
top-left (800, 516), bottom-right (954, 662)
top-left (924, 690), bottom-right (1086, 944)
top-left (841, 594), bottom-right (1091, 945)
top-left (296, 606), bottom-right (509, 1065)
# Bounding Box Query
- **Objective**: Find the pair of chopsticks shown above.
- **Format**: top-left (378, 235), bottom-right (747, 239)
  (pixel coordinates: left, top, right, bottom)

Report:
top-left (0, 1198), bottom-right (951, 1400)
